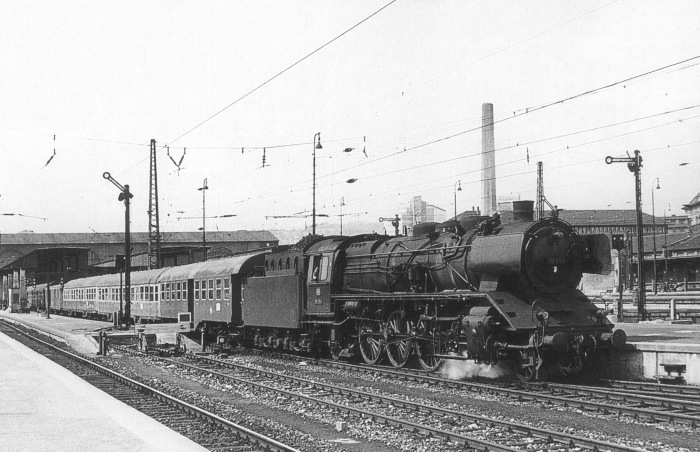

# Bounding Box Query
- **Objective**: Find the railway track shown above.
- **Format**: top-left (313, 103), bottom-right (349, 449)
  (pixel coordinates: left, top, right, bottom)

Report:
top-left (113, 345), bottom-right (660, 452)
top-left (0, 320), bottom-right (299, 452)
top-left (599, 379), bottom-right (700, 400)
top-left (249, 349), bottom-right (700, 428)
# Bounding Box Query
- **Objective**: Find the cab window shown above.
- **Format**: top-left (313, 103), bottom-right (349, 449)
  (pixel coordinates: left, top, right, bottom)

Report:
top-left (309, 255), bottom-right (331, 282)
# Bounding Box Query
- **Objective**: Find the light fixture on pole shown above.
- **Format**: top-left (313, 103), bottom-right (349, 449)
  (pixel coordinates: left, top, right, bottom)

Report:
top-left (103, 171), bottom-right (133, 328)
top-left (651, 177), bottom-right (660, 293)
top-left (454, 180), bottom-right (462, 219)
top-left (340, 197), bottom-right (345, 235)
top-left (198, 178), bottom-right (209, 261)
top-left (312, 133), bottom-right (322, 235)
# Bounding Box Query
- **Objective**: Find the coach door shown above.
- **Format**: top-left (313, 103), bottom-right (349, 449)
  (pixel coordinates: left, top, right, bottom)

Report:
top-left (187, 279), bottom-right (194, 318)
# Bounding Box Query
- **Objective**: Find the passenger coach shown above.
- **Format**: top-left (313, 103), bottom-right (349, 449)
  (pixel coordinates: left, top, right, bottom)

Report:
top-left (57, 252), bottom-right (267, 333)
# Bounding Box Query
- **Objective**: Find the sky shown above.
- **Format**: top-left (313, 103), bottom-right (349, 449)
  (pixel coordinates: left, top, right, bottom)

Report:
top-left (1, 1), bottom-right (699, 236)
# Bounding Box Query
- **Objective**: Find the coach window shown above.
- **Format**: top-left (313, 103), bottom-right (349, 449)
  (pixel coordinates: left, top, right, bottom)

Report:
top-left (278, 259), bottom-right (283, 270)
top-left (194, 280), bottom-right (200, 300)
top-left (215, 279), bottom-right (222, 299)
top-left (286, 257), bottom-right (290, 269)
top-left (208, 279), bottom-right (214, 300)
top-left (224, 278), bottom-right (230, 299)
top-left (182, 282), bottom-right (187, 301)
top-left (294, 257), bottom-right (299, 272)
top-left (177, 282), bottom-right (182, 301)
top-left (200, 280), bottom-right (206, 300)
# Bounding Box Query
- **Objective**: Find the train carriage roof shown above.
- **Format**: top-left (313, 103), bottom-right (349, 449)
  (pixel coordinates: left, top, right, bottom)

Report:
top-left (64, 268), bottom-right (167, 289)
top-left (63, 252), bottom-right (267, 289)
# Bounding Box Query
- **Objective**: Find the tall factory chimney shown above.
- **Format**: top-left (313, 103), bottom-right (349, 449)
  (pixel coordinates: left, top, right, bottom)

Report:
top-left (481, 103), bottom-right (497, 215)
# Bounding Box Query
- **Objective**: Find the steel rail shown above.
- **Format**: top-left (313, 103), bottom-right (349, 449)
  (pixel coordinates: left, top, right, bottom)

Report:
top-left (601, 379), bottom-right (700, 399)
top-left (0, 321), bottom-right (300, 452)
top-left (523, 381), bottom-right (700, 414)
top-left (116, 346), bottom-right (646, 452)
top-left (254, 349), bottom-right (700, 427)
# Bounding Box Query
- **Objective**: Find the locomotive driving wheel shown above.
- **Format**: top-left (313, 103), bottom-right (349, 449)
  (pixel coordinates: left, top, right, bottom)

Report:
top-left (358, 319), bottom-right (385, 365)
top-left (385, 311), bottom-right (413, 368)
top-left (415, 319), bottom-right (444, 371)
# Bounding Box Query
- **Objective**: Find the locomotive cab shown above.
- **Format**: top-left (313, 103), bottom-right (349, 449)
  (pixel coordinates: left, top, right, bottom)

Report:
top-left (305, 237), bottom-right (346, 316)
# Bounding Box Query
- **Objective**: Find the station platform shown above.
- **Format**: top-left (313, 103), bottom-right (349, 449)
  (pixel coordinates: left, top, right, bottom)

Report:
top-left (0, 309), bottom-right (107, 354)
top-left (0, 320), bottom-right (208, 451)
top-left (0, 309), bottom-right (698, 385)
top-left (602, 321), bottom-right (700, 385)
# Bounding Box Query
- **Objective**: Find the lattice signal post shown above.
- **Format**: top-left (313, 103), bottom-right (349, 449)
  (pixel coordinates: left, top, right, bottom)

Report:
top-left (148, 139), bottom-right (161, 269)
top-left (606, 150), bottom-right (646, 320)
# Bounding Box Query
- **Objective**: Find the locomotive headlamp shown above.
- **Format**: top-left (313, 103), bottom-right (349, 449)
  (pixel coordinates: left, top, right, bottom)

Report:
top-left (219, 337), bottom-right (225, 344)
top-left (536, 310), bottom-right (549, 322)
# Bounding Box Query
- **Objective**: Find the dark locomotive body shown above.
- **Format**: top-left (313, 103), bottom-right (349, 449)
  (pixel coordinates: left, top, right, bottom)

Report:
top-left (242, 202), bottom-right (626, 380)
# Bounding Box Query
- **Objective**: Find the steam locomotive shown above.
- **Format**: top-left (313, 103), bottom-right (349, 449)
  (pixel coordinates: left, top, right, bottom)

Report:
top-left (245, 201), bottom-right (626, 381)
top-left (40, 200), bottom-right (625, 381)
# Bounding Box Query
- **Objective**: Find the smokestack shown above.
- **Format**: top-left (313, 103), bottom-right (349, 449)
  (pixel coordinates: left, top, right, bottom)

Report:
top-left (481, 103), bottom-right (497, 216)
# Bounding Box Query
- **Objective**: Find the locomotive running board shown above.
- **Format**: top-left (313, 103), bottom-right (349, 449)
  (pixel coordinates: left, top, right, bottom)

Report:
top-left (482, 291), bottom-right (539, 330)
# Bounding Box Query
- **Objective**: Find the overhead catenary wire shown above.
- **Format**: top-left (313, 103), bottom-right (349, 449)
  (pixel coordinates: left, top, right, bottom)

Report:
top-left (165, 0), bottom-right (399, 148)
top-left (340, 139), bottom-right (700, 212)
top-left (116, 0), bottom-right (399, 178)
top-left (214, 104), bottom-right (700, 208)
top-left (207, 111), bottom-right (699, 216)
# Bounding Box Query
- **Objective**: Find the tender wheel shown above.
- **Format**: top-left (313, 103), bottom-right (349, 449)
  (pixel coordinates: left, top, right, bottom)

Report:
top-left (385, 311), bottom-right (413, 368)
top-left (415, 320), bottom-right (444, 371)
top-left (516, 349), bottom-right (539, 382)
top-left (358, 319), bottom-right (384, 365)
